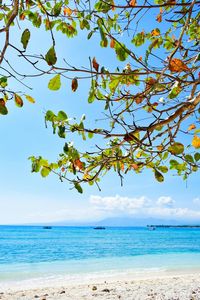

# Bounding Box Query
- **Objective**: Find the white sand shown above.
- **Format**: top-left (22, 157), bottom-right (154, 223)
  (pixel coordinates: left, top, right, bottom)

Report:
top-left (1, 271), bottom-right (200, 300)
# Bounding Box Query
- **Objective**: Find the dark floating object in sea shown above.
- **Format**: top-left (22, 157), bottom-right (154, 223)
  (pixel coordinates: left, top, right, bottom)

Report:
top-left (43, 226), bottom-right (52, 229)
top-left (93, 226), bottom-right (106, 230)
top-left (147, 225), bottom-right (200, 228)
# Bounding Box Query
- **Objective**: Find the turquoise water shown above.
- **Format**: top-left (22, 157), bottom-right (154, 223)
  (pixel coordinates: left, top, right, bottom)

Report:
top-left (1, 226), bottom-right (200, 282)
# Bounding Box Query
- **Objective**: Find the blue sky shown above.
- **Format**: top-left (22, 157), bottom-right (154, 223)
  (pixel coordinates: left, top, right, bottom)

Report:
top-left (0, 7), bottom-right (199, 225)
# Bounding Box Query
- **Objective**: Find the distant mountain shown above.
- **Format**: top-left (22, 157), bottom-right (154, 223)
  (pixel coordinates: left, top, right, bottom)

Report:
top-left (35, 216), bottom-right (199, 227)
top-left (92, 217), bottom-right (181, 227)
top-left (23, 216), bottom-right (200, 227)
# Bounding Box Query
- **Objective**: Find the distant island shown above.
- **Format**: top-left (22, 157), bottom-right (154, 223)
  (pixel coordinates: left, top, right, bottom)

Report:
top-left (147, 225), bottom-right (200, 228)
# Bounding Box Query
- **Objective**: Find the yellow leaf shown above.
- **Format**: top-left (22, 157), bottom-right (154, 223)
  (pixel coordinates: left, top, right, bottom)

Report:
top-left (83, 172), bottom-right (90, 180)
top-left (129, 0), bottom-right (137, 6)
top-left (188, 124), bottom-right (196, 131)
top-left (192, 136), bottom-right (200, 149)
top-left (169, 58), bottom-right (189, 73)
top-left (25, 95), bottom-right (35, 103)
top-left (136, 151), bottom-right (142, 158)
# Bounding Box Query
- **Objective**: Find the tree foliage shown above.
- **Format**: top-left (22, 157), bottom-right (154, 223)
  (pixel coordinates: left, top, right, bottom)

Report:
top-left (0, 0), bottom-right (200, 192)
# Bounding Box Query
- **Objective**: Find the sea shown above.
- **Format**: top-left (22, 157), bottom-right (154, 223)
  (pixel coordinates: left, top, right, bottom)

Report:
top-left (1, 226), bottom-right (200, 287)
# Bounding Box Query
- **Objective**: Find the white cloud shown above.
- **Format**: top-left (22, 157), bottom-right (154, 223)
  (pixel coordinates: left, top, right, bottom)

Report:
top-left (89, 194), bottom-right (200, 221)
top-left (90, 195), bottom-right (149, 213)
top-left (193, 198), bottom-right (200, 205)
top-left (146, 206), bottom-right (200, 219)
top-left (156, 196), bottom-right (174, 207)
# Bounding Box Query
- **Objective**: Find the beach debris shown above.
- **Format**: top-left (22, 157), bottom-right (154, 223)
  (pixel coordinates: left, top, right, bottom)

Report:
top-left (102, 288), bottom-right (110, 292)
top-left (92, 286), bottom-right (97, 291)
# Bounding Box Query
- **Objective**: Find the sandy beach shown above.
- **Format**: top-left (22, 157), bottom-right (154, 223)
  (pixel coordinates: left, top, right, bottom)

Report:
top-left (1, 272), bottom-right (200, 300)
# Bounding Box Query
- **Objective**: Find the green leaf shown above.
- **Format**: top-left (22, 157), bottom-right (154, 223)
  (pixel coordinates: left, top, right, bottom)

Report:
top-left (48, 74), bottom-right (61, 90)
top-left (88, 89), bottom-right (95, 103)
top-left (170, 159), bottom-right (179, 166)
top-left (158, 166), bottom-right (168, 173)
top-left (163, 152), bottom-right (168, 160)
top-left (168, 86), bottom-right (181, 99)
top-left (58, 111), bottom-right (67, 121)
top-left (41, 167), bottom-right (50, 177)
top-left (45, 47), bottom-right (57, 66)
top-left (21, 28), bottom-right (30, 50)
top-left (74, 182), bottom-right (83, 193)
top-left (154, 169), bottom-right (164, 182)
top-left (0, 76), bottom-right (7, 88)
top-left (168, 142), bottom-right (184, 155)
top-left (114, 43), bottom-right (129, 61)
top-left (194, 153), bottom-right (200, 161)
top-left (88, 132), bottom-right (94, 139)
top-left (185, 154), bottom-right (194, 163)
top-left (63, 143), bottom-right (69, 154)
top-left (58, 125), bottom-right (66, 138)
top-left (45, 110), bottom-right (55, 121)
top-left (0, 104), bottom-right (8, 115)
top-left (52, 2), bottom-right (62, 16)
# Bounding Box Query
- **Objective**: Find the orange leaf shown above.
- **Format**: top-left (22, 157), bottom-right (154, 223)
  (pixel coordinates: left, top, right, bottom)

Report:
top-left (192, 136), bottom-right (200, 149)
top-left (135, 97), bottom-right (143, 104)
top-left (71, 78), bottom-right (78, 92)
top-left (151, 28), bottom-right (160, 36)
top-left (110, 39), bottom-right (115, 48)
top-left (63, 7), bottom-right (72, 16)
top-left (0, 99), bottom-right (5, 106)
top-left (157, 145), bottom-right (164, 151)
top-left (121, 163), bottom-right (124, 172)
top-left (111, 0), bottom-right (115, 10)
top-left (169, 58), bottom-right (189, 73)
top-left (132, 163), bottom-right (139, 170)
top-left (156, 13), bottom-right (162, 23)
top-left (74, 159), bottom-right (84, 171)
top-left (92, 57), bottom-right (99, 72)
top-left (129, 0), bottom-right (137, 6)
top-left (188, 124), bottom-right (196, 131)
top-left (20, 13), bottom-right (25, 20)
top-left (146, 77), bottom-right (157, 86)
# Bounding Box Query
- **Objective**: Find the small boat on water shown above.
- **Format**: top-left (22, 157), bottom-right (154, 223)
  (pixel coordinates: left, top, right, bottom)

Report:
top-left (43, 226), bottom-right (52, 229)
top-left (93, 226), bottom-right (106, 230)
top-left (148, 226), bottom-right (156, 231)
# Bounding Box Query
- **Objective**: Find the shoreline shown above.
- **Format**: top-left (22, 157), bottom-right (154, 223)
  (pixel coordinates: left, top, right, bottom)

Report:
top-left (0, 270), bottom-right (200, 300)
top-left (1, 269), bottom-right (200, 299)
